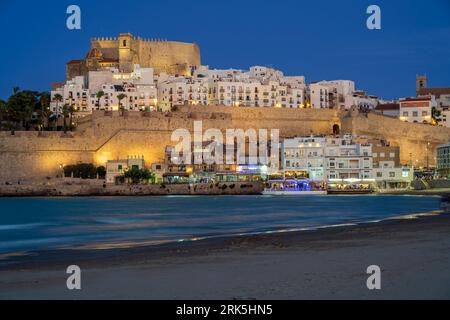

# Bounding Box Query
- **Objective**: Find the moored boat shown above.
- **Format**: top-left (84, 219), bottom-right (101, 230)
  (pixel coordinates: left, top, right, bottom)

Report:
top-left (263, 179), bottom-right (327, 195)
top-left (262, 189), bottom-right (327, 195)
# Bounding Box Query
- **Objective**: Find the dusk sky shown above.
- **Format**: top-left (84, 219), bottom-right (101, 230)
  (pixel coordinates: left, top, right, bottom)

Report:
top-left (1, 0), bottom-right (449, 100)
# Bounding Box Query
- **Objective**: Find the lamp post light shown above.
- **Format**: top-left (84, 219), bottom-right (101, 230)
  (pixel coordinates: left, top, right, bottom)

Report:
top-left (59, 163), bottom-right (65, 179)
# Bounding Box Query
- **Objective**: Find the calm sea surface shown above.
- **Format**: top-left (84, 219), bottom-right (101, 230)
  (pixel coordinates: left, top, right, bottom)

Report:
top-left (0, 195), bottom-right (443, 256)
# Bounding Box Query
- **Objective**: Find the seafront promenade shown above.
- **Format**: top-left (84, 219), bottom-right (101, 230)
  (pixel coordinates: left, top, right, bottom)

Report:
top-left (1, 178), bottom-right (450, 197)
top-left (0, 179), bottom-right (264, 197)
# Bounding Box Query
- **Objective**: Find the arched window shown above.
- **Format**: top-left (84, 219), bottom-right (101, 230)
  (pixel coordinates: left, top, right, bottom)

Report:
top-left (333, 124), bottom-right (340, 135)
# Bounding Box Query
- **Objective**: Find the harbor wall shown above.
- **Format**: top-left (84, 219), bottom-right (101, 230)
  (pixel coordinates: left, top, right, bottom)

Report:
top-left (0, 106), bottom-right (449, 182)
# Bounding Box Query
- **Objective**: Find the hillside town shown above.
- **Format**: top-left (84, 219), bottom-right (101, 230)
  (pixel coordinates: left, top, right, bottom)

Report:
top-left (1, 33), bottom-right (450, 195)
top-left (47, 53), bottom-right (450, 193)
top-left (50, 64), bottom-right (450, 128)
top-left (99, 133), bottom-right (414, 194)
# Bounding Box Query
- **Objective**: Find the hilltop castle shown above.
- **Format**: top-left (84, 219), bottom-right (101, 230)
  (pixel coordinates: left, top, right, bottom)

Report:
top-left (66, 32), bottom-right (201, 80)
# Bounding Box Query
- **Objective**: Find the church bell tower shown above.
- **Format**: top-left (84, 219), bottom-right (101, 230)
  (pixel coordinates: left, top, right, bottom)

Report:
top-left (119, 33), bottom-right (133, 73)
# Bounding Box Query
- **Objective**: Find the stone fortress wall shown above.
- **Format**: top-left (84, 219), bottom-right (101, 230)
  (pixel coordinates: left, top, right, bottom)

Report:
top-left (135, 39), bottom-right (201, 76)
top-left (67, 34), bottom-right (201, 79)
top-left (341, 111), bottom-right (450, 167)
top-left (0, 106), bottom-right (449, 181)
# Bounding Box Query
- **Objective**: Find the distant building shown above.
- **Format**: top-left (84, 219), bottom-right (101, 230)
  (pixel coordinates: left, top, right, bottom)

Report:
top-left (344, 90), bottom-right (379, 110)
top-left (368, 139), bottom-right (401, 167)
top-left (106, 156), bottom-right (145, 184)
top-left (51, 65), bottom-right (158, 113)
top-left (282, 136), bottom-right (326, 181)
top-left (66, 32), bottom-right (200, 80)
top-left (416, 75), bottom-right (450, 127)
top-left (282, 134), bottom-right (374, 182)
top-left (416, 75), bottom-right (450, 108)
top-left (374, 103), bottom-right (400, 117)
top-left (437, 143), bottom-right (450, 178)
top-left (324, 134), bottom-right (373, 181)
top-left (309, 82), bottom-right (335, 109)
top-left (416, 74), bottom-right (428, 95)
top-left (373, 166), bottom-right (413, 189)
top-left (399, 96), bottom-right (434, 124)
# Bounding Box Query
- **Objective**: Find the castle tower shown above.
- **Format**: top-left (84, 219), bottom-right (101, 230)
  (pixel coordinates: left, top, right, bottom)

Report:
top-left (416, 74), bottom-right (427, 96)
top-left (119, 33), bottom-right (133, 73)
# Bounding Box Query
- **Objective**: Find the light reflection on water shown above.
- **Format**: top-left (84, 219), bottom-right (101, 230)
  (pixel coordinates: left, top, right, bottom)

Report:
top-left (0, 195), bottom-right (443, 257)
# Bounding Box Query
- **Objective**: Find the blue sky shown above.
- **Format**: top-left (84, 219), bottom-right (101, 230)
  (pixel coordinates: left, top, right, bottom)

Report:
top-left (1, 0), bottom-right (449, 100)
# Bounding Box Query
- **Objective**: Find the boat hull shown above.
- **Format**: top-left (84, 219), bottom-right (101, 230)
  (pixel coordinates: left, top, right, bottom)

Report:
top-left (327, 190), bottom-right (374, 195)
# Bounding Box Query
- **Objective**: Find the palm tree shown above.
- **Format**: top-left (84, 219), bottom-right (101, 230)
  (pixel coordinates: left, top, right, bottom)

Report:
top-left (38, 92), bottom-right (50, 131)
top-left (62, 104), bottom-right (70, 133)
top-left (96, 91), bottom-right (105, 110)
top-left (432, 106), bottom-right (441, 125)
top-left (117, 93), bottom-right (127, 116)
top-left (0, 99), bottom-right (7, 123)
top-left (53, 93), bottom-right (63, 131)
top-left (68, 104), bottom-right (75, 131)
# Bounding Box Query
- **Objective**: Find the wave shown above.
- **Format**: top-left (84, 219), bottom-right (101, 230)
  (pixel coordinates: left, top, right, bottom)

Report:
top-left (0, 223), bottom-right (46, 231)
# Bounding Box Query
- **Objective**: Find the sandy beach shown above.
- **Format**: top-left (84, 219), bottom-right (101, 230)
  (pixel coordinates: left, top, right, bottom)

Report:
top-left (1, 212), bottom-right (449, 300)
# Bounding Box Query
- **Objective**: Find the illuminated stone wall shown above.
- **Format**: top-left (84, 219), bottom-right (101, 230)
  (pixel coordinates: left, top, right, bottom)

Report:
top-left (0, 107), bottom-right (448, 181)
top-left (341, 111), bottom-right (450, 167)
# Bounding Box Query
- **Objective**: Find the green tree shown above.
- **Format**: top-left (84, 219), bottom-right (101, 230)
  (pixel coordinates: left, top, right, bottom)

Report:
top-left (7, 89), bottom-right (39, 130)
top-left (96, 166), bottom-right (106, 179)
top-left (68, 104), bottom-right (75, 131)
top-left (432, 106), bottom-right (441, 125)
top-left (124, 167), bottom-right (154, 184)
top-left (96, 91), bottom-right (105, 110)
top-left (117, 93), bottom-right (127, 116)
top-left (0, 99), bottom-right (7, 124)
top-left (52, 93), bottom-right (63, 131)
top-left (62, 104), bottom-right (70, 133)
top-left (38, 92), bottom-right (51, 131)
top-left (64, 163), bottom-right (97, 179)
top-left (61, 104), bottom-right (76, 132)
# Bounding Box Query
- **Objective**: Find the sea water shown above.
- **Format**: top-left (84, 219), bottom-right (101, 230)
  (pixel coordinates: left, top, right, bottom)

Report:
top-left (0, 195), bottom-right (443, 257)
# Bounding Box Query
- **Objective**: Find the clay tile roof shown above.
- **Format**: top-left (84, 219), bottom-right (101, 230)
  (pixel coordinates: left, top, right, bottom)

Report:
top-left (401, 97), bottom-right (431, 102)
top-left (67, 60), bottom-right (83, 65)
top-left (100, 58), bottom-right (119, 63)
top-left (375, 103), bottom-right (399, 111)
top-left (418, 87), bottom-right (450, 98)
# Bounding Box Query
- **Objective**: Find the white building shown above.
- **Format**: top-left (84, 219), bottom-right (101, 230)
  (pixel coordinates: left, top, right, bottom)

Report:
top-left (399, 96), bottom-right (435, 124)
top-left (157, 65), bottom-right (309, 109)
top-left (344, 91), bottom-right (379, 110)
top-left (374, 103), bottom-right (400, 117)
top-left (51, 76), bottom-right (89, 113)
top-left (283, 136), bottom-right (326, 181)
top-left (52, 65), bottom-right (158, 113)
top-left (309, 80), bottom-right (358, 109)
top-left (93, 82), bottom-right (157, 112)
top-left (324, 134), bottom-right (373, 181)
top-left (158, 77), bottom-right (210, 110)
top-left (309, 82), bottom-right (334, 109)
top-left (282, 134), bottom-right (373, 183)
top-left (51, 64), bottom-right (379, 115)
top-left (373, 164), bottom-right (413, 190)
top-left (106, 156), bottom-right (145, 184)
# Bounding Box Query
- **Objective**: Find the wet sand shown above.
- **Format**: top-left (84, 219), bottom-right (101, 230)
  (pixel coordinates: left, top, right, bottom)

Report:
top-left (1, 213), bottom-right (450, 300)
